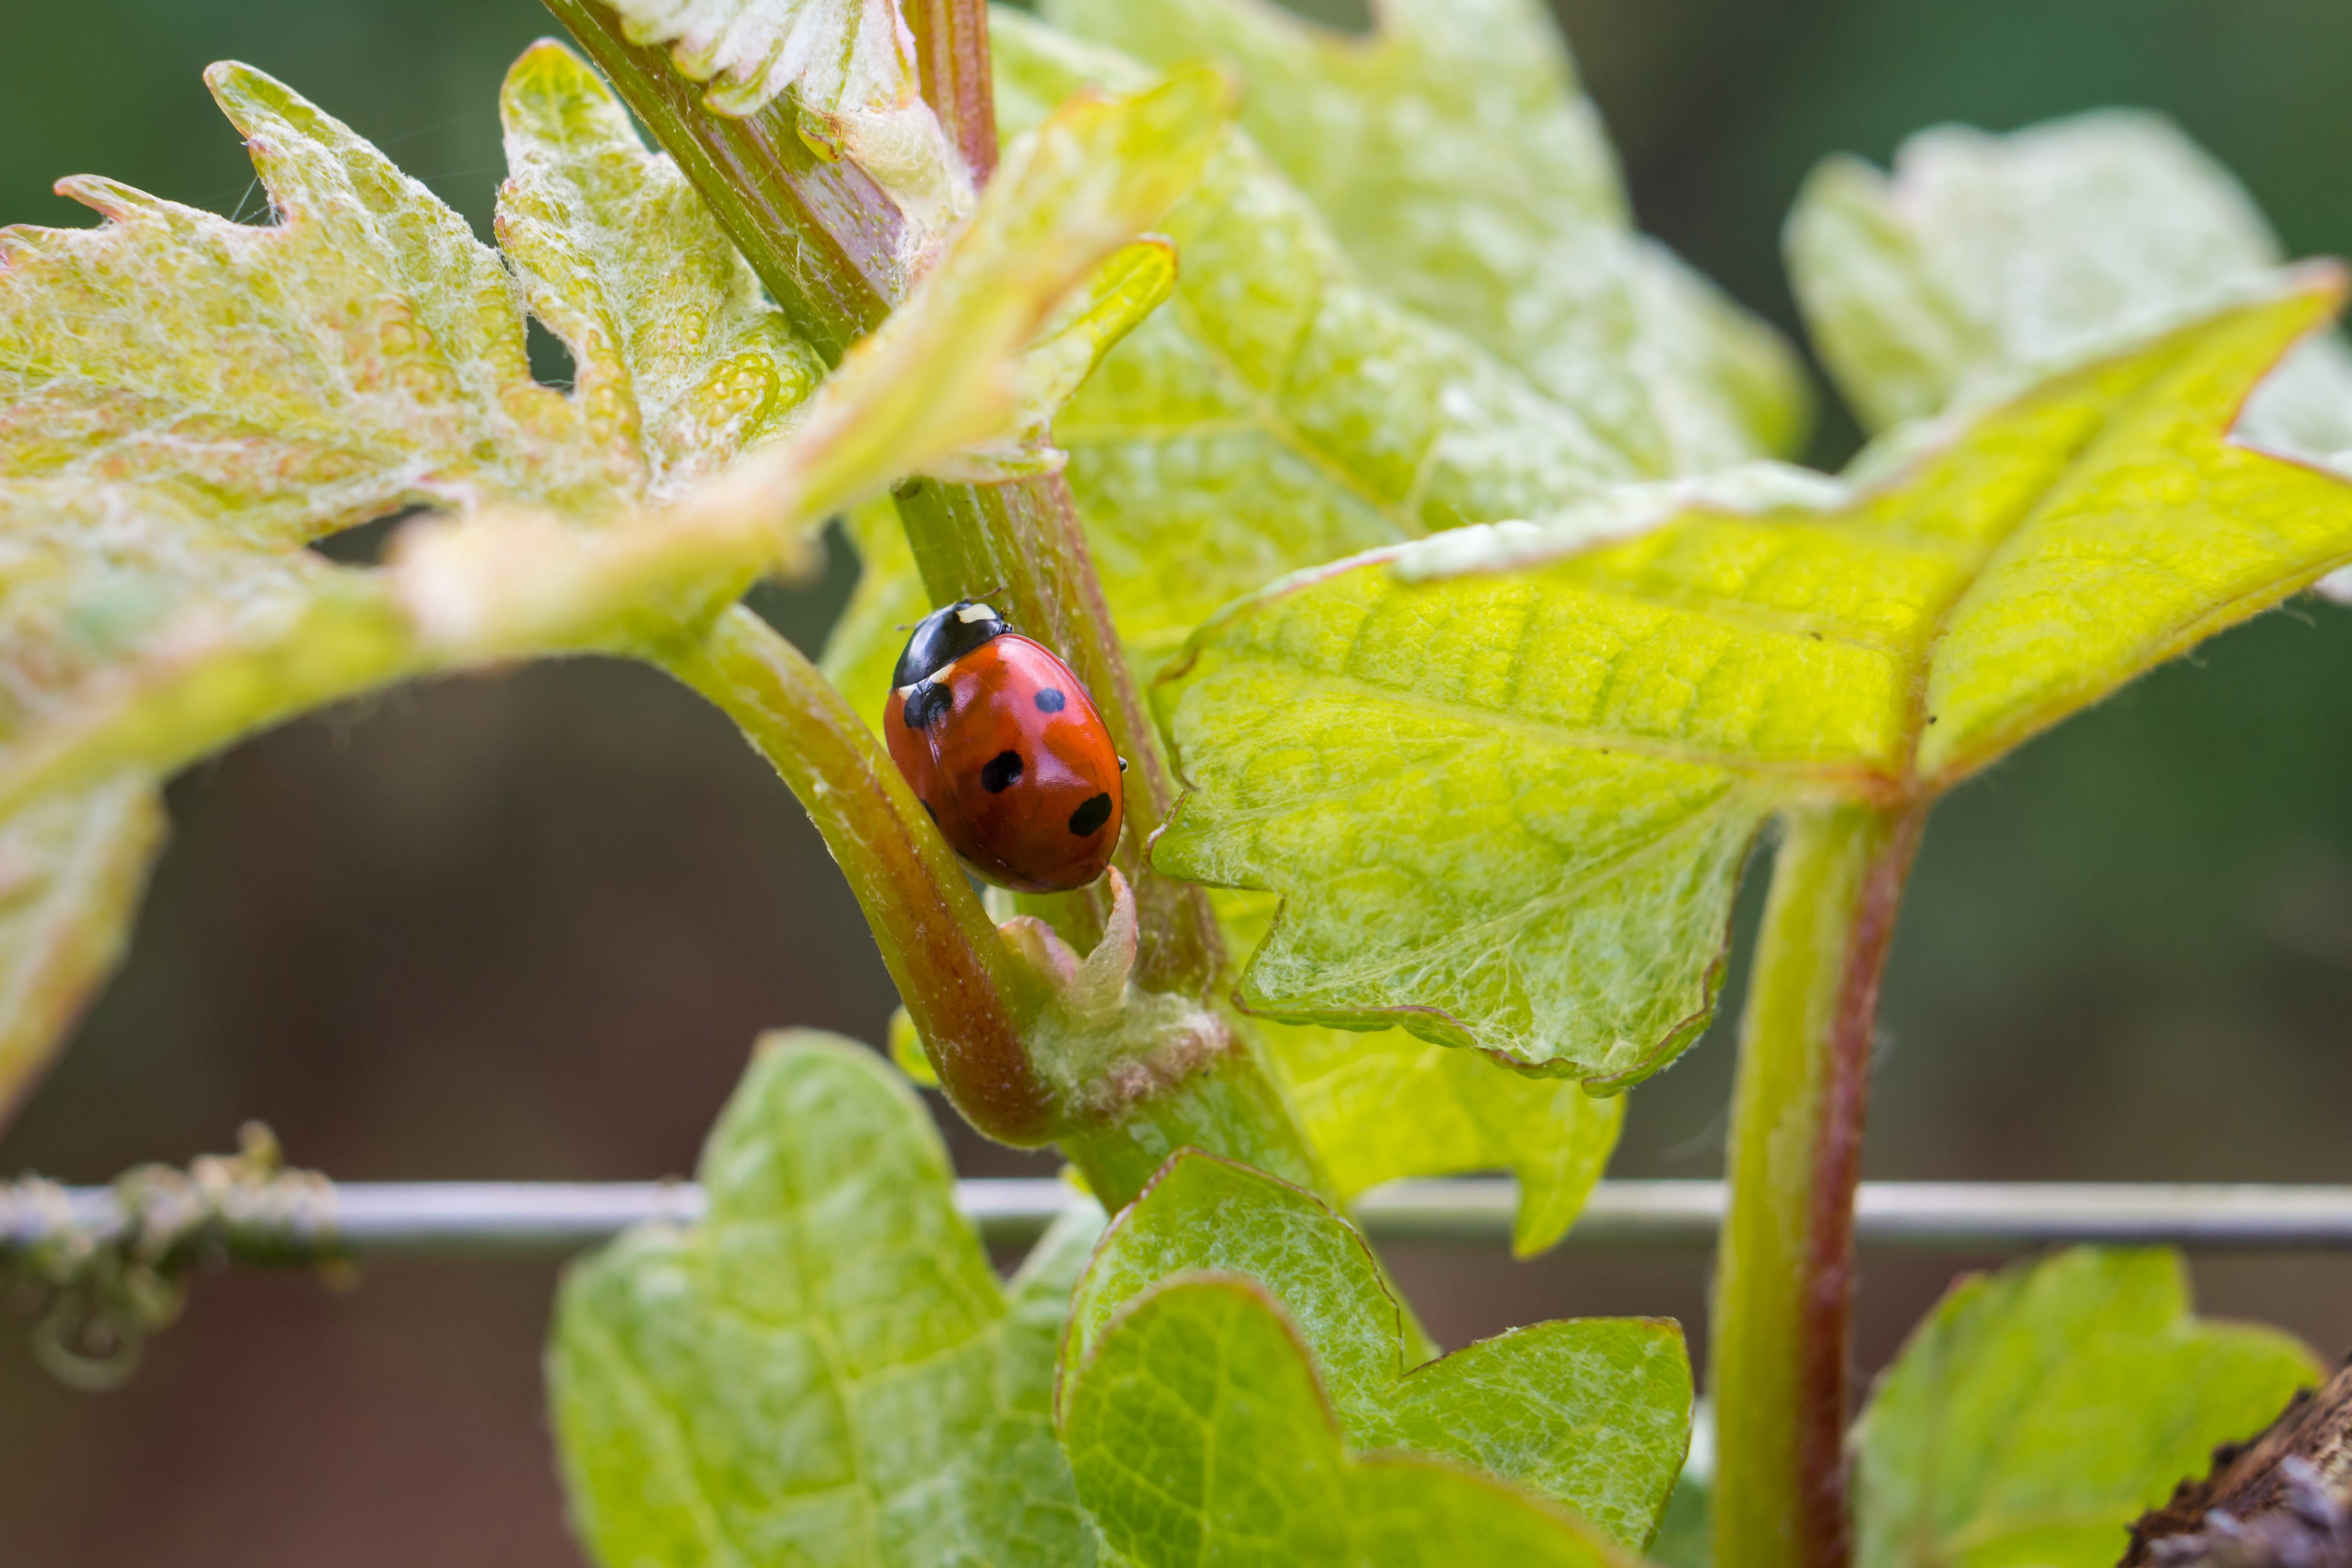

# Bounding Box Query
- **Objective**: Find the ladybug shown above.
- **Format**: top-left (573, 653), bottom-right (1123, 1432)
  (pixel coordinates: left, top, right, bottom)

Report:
top-left (885, 599), bottom-right (1125, 893)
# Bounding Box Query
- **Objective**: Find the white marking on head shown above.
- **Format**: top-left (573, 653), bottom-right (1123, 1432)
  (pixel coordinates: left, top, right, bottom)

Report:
top-left (955, 602), bottom-right (998, 624)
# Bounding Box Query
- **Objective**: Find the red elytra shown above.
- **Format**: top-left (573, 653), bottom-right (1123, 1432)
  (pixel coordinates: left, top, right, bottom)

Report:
top-left (884, 601), bottom-right (1124, 893)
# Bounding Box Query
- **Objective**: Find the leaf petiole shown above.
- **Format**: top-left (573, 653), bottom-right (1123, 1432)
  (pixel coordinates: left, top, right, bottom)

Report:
top-left (1712, 801), bottom-right (1925, 1568)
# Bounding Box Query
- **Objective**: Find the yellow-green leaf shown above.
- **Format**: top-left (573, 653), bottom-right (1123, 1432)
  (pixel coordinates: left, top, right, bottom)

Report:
top-left (1043, 0), bottom-right (1808, 474)
top-left (1853, 1249), bottom-right (2319, 1568)
top-left (0, 778), bottom-right (164, 1128)
top-left (1154, 282), bottom-right (2352, 1078)
top-left (551, 1031), bottom-right (1108, 1567)
top-left (1062, 1276), bottom-right (1640, 1567)
top-left (1062, 1152), bottom-right (1693, 1547)
top-left (821, 14), bottom-right (1649, 688)
top-left (1217, 889), bottom-right (1621, 1256)
top-left (0, 45), bottom-right (822, 1116)
top-left (1787, 108), bottom-right (2352, 454)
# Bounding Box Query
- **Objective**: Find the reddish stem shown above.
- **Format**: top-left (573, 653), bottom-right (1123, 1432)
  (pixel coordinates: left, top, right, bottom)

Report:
top-left (541, 0), bottom-right (900, 361)
top-left (1795, 805), bottom-right (1926, 1567)
top-left (906, 0), bottom-right (1000, 185)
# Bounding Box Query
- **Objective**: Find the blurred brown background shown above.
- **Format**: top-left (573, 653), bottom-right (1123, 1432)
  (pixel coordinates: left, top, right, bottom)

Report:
top-left (5, 0), bottom-right (2352, 1562)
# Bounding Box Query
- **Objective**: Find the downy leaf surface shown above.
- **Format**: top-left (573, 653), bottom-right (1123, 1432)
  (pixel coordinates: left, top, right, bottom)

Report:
top-left (1154, 282), bottom-right (2352, 1080)
top-left (1851, 1248), bottom-right (2320, 1568)
top-left (1786, 106), bottom-right (2352, 602)
top-left (0, 39), bottom-right (1226, 1117)
top-left (1786, 108), bottom-right (2352, 458)
top-left (1063, 1277), bottom-right (1640, 1568)
top-left (551, 1031), bottom-right (1108, 1568)
top-left (0, 42), bottom-right (819, 1112)
top-left (1042, 0), bottom-right (1808, 475)
top-left (1061, 1150), bottom-right (1692, 1548)
top-left (991, 13), bottom-right (1639, 679)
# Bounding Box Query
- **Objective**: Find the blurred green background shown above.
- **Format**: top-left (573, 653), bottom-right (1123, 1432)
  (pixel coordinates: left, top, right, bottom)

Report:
top-left (5, 1), bottom-right (2352, 1562)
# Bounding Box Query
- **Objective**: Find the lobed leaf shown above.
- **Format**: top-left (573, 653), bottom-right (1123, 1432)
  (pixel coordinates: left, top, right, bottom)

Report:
top-left (0, 38), bottom-right (1223, 1119)
top-left (0, 45), bottom-right (820, 1113)
top-left (1787, 109), bottom-right (2352, 458)
top-left (1216, 888), bottom-right (1621, 1256)
top-left (1043, 0), bottom-right (1808, 475)
top-left (1061, 1151), bottom-right (1692, 1547)
top-left (1787, 107), bottom-right (2352, 604)
top-left (0, 777), bottom-right (163, 1127)
top-left (1155, 283), bottom-right (2352, 1077)
top-left (551, 1030), bottom-right (1108, 1568)
top-left (1851, 1248), bottom-right (2320, 1568)
top-left (1060, 1276), bottom-right (1637, 1568)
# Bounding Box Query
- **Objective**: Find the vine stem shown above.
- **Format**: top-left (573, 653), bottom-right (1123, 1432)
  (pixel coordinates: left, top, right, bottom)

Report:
top-left (667, 608), bottom-right (1060, 1141)
top-left (1712, 801), bottom-right (1926, 1568)
top-left (538, 0), bottom-right (1319, 1211)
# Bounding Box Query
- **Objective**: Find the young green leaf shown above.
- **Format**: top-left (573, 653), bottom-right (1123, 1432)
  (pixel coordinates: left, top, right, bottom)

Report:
top-left (1851, 1248), bottom-right (2320, 1568)
top-left (0, 46), bottom-right (820, 1118)
top-left (1062, 1151), bottom-right (1692, 1547)
top-left (0, 778), bottom-right (163, 1128)
top-left (0, 46), bottom-right (823, 804)
top-left (1061, 1276), bottom-right (1638, 1567)
top-left (497, 40), bottom-right (829, 498)
top-left (1154, 281), bottom-right (2352, 1079)
top-left (1216, 889), bottom-right (1622, 1257)
top-left (1787, 108), bottom-right (2352, 459)
top-left (550, 1031), bottom-right (1107, 1568)
top-left (1787, 107), bottom-right (2352, 606)
top-left (1043, 0), bottom-right (1808, 475)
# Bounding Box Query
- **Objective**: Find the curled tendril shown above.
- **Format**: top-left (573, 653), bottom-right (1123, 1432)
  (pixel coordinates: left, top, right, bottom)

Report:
top-left (2, 1123), bottom-right (339, 1389)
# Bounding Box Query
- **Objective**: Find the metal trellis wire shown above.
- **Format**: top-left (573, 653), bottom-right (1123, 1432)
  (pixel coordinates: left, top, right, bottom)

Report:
top-left (7, 1176), bottom-right (2352, 1262)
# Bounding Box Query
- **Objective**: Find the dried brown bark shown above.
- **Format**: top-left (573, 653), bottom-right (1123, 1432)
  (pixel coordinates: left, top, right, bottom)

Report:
top-left (2124, 1358), bottom-right (2352, 1567)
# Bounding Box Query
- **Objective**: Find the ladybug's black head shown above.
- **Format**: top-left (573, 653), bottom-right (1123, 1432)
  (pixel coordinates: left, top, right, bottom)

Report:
top-left (893, 599), bottom-right (1011, 687)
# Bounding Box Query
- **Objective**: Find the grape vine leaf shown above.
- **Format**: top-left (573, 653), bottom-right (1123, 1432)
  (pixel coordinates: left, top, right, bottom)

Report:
top-left (1787, 107), bottom-right (2352, 603)
top-left (1061, 1151), bottom-right (1692, 1547)
top-left (1061, 1276), bottom-right (1639, 1568)
top-left (1153, 280), bottom-right (2352, 1079)
top-left (0, 778), bottom-right (162, 1126)
top-left (0, 38), bottom-right (1231, 1123)
top-left (1216, 888), bottom-right (1622, 1257)
top-left (1851, 1248), bottom-right (2320, 1568)
top-left (551, 1030), bottom-right (1108, 1568)
top-left (1787, 109), bottom-right (2352, 457)
top-left (0, 43), bottom-right (820, 1119)
top-left (1042, 0), bottom-right (1808, 476)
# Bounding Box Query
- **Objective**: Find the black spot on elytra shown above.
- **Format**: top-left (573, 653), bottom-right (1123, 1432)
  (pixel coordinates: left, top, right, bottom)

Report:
top-left (902, 681), bottom-right (952, 729)
top-left (1034, 687), bottom-right (1066, 713)
top-left (1068, 792), bottom-right (1112, 837)
top-left (980, 750), bottom-right (1023, 792)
